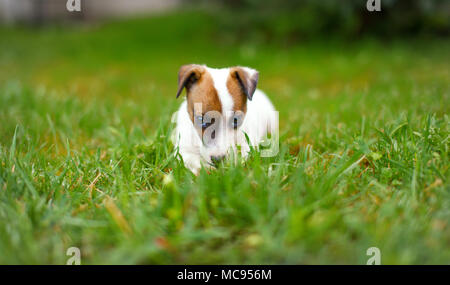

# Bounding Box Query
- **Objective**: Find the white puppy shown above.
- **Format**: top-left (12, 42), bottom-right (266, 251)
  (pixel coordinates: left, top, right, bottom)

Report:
top-left (171, 64), bottom-right (277, 175)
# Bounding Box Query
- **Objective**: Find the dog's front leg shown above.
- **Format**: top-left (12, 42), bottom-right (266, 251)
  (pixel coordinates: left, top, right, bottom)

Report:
top-left (179, 149), bottom-right (202, 175)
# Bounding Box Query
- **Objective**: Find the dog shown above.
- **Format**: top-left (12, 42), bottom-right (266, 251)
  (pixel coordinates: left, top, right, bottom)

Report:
top-left (171, 64), bottom-right (276, 175)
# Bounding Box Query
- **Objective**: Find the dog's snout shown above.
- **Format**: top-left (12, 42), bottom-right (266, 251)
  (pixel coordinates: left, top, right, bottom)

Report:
top-left (210, 155), bottom-right (225, 165)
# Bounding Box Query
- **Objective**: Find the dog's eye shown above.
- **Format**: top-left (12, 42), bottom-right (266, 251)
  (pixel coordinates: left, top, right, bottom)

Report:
top-left (202, 121), bottom-right (210, 129)
top-left (194, 115), bottom-right (203, 125)
top-left (195, 115), bottom-right (214, 129)
top-left (233, 118), bottom-right (238, 129)
top-left (231, 114), bottom-right (243, 129)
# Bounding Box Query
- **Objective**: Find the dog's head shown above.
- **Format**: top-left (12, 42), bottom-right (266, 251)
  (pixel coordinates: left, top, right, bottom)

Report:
top-left (176, 64), bottom-right (259, 165)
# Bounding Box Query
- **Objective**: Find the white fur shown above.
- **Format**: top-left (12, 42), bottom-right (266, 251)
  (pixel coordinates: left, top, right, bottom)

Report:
top-left (171, 66), bottom-right (276, 175)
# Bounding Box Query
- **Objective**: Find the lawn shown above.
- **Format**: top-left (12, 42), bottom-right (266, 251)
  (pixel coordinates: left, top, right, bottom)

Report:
top-left (0, 11), bottom-right (449, 264)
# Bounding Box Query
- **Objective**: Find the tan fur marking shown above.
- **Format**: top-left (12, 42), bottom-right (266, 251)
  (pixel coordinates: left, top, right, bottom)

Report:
top-left (227, 67), bottom-right (248, 114)
top-left (186, 69), bottom-right (222, 123)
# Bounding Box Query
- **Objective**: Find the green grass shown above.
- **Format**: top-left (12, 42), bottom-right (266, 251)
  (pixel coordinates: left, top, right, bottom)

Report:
top-left (0, 11), bottom-right (449, 264)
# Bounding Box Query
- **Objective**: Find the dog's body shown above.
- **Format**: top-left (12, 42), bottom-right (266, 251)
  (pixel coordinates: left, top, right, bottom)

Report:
top-left (171, 65), bottom-right (276, 174)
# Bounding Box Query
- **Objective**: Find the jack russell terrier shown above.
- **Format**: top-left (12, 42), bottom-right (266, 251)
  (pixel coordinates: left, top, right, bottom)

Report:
top-left (171, 64), bottom-right (277, 175)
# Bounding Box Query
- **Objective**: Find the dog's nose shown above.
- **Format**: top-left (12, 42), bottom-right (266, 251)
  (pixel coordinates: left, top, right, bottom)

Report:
top-left (210, 155), bottom-right (225, 165)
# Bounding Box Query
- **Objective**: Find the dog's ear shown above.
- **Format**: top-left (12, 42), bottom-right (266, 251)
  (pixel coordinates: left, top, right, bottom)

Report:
top-left (230, 67), bottom-right (259, 101)
top-left (176, 64), bottom-right (204, 98)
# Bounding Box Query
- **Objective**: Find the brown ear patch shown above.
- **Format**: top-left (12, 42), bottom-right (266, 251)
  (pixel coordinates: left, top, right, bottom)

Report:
top-left (228, 67), bottom-right (259, 103)
top-left (186, 69), bottom-right (222, 124)
top-left (176, 64), bottom-right (205, 98)
top-left (227, 68), bottom-right (248, 114)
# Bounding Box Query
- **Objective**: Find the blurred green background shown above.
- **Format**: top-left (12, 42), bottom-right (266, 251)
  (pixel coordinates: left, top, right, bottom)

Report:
top-left (202, 0), bottom-right (449, 41)
top-left (0, 0), bottom-right (449, 264)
